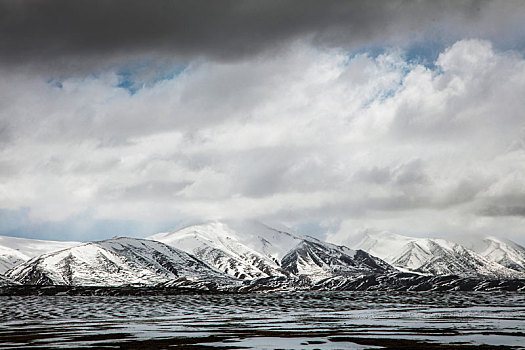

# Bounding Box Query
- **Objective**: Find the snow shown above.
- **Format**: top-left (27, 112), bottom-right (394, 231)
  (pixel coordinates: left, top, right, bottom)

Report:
top-left (225, 220), bottom-right (304, 260)
top-left (353, 231), bottom-right (412, 265)
top-left (151, 221), bottom-right (302, 261)
top-left (4, 222), bottom-right (524, 288)
top-left (148, 221), bottom-right (300, 279)
top-left (6, 237), bottom-right (234, 286)
top-left (451, 235), bottom-right (525, 272)
top-left (352, 231), bottom-right (524, 278)
top-left (150, 221), bottom-right (391, 282)
top-left (0, 235), bottom-right (79, 273)
top-left (0, 246), bottom-right (26, 274)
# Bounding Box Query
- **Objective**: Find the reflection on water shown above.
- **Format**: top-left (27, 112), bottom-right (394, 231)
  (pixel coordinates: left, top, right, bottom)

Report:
top-left (1, 292), bottom-right (524, 349)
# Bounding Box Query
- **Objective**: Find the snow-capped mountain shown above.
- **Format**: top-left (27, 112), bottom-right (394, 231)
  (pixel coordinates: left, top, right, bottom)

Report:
top-left (0, 245), bottom-right (26, 275)
top-left (451, 235), bottom-right (525, 272)
top-left (0, 235), bottom-right (79, 273)
top-left (2, 223), bottom-right (524, 293)
top-left (148, 222), bottom-right (299, 279)
top-left (281, 237), bottom-right (394, 281)
top-left (352, 231), bottom-right (523, 279)
top-left (149, 221), bottom-right (394, 282)
top-left (6, 237), bottom-right (235, 286)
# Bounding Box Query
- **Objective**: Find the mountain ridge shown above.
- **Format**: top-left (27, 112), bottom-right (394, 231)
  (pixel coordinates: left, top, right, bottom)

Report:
top-left (450, 235), bottom-right (525, 272)
top-left (352, 231), bottom-right (523, 279)
top-left (2, 222), bottom-right (525, 291)
top-left (149, 221), bottom-right (394, 282)
top-left (5, 237), bottom-right (236, 287)
top-left (0, 235), bottom-right (79, 273)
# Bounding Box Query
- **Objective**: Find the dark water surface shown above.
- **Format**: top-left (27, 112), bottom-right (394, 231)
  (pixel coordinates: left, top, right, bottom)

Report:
top-left (1, 291), bottom-right (524, 349)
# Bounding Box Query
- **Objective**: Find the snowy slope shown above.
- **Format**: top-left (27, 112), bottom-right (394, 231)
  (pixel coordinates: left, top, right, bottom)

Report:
top-left (281, 237), bottom-right (394, 282)
top-left (0, 235), bottom-right (79, 273)
top-left (0, 246), bottom-right (26, 274)
top-left (6, 237), bottom-right (235, 286)
top-left (149, 221), bottom-right (394, 281)
top-left (353, 232), bottom-right (523, 278)
top-left (148, 222), bottom-right (299, 279)
top-left (452, 235), bottom-right (525, 272)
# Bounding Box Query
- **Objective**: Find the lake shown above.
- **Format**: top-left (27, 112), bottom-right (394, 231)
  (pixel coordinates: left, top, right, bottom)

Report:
top-left (1, 291), bottom-right (524, 349)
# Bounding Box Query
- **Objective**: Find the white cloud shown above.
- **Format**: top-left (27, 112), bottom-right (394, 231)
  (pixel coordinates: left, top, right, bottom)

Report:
top-left (1, 39), bottom-right (525, 243)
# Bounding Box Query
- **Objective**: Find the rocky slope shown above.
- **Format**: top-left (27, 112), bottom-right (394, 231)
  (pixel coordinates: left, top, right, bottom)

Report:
top-left (352, 231), bottom-right (523, 278)
top-left (3, 222), bottom-right (524, 292)
top-left (0, 274), bottom-right (17, 286)
top-left (149, 222), bottom-right (289, 279)
top-left (452, 235), bottom-right (525, 272)
top-left (5, 237), bottom-right (236, 286)
top-left (150, 221), bottom-right (394, 282)
top-left (281, 237), bottom-right (394, 281)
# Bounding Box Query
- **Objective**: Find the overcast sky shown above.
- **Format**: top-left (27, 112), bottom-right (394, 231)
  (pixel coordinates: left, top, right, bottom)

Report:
top-left (1, 0), bottom-right (525, 244)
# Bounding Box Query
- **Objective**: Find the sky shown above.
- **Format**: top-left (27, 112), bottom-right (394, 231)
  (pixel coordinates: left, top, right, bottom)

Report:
top-left (1, 0), bottom-right (525, 245)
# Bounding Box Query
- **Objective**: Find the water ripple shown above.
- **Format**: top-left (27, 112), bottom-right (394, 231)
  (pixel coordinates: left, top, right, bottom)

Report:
top-left (1, 291), bottom-right (524, 349)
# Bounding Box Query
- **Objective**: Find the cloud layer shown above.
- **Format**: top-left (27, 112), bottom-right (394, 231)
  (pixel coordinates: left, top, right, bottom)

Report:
top-left (1, 37), bottom-right (525, 243)
top-left (1, 1), bottom-right (525, 243)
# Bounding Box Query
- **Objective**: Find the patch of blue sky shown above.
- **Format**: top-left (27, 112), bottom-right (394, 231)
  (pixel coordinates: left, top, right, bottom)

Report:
top-left (346, 40), bottom-right (445, 68)
top-left (0, 208), bottom-right (180, 242)
top-left (46, 78), bottom-right (63, 89)
top-left (404, 41), bottom-right (445, 69)
top-left (361, 71), bottom-right (409, 108)
top-left (342, 45), bottom-right (387, 67)
top-left (151, 65), bottom-right (187, 84)
top-left (116, 69), bottom-right (139, 94)
top-left (361, 86), bottom-right (400, 109)
top-left (345, 41), bottom-right (445, 108)
top-left (116, 61), bottom-right (187, 95)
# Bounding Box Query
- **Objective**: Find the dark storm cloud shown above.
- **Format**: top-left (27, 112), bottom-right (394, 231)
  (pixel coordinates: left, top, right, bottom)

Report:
top-left (0, 0), bottom-right (517, 69)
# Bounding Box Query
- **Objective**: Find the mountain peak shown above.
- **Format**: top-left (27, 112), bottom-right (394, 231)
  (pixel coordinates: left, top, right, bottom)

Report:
top-left (353, 231), bottom-right (524, 278)
top-left (5, 237), bottom-right (233, 286)
top-left (450, 235), bottom-right (525, 273)
top-left (149, 221), bottom-right (391, 282)
top-left (148, 221), bottom-right (299, 279)
top-left (0, 235), bottom-right (79, 274)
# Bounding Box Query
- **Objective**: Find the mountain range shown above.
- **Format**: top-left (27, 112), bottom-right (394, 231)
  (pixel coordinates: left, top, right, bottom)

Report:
top-left (451, 235), bottom-right (525, 272)
top-left (148, 222), bottom-right (393, 282)
top-left (5, 237), bottom-right (235, 286)
top-left (352, 231), bottom-right (524, 279)
top-left (1, 221), bottom-right (524, 292)
top-left (0, 235), bottom-right (79, 273)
